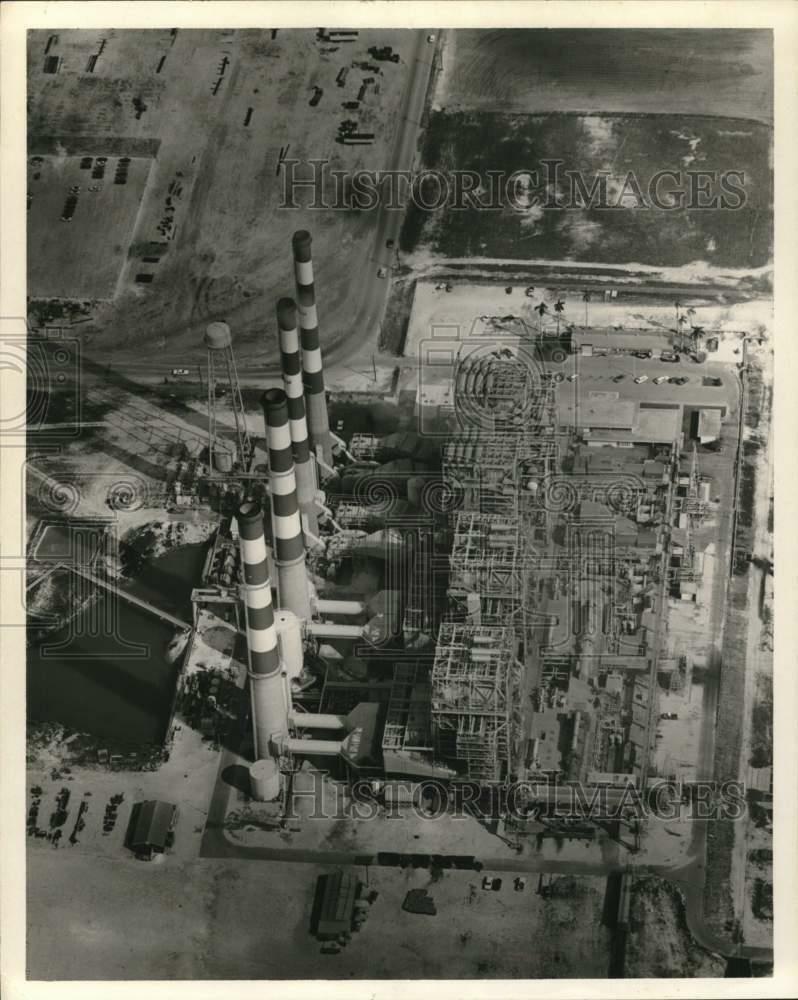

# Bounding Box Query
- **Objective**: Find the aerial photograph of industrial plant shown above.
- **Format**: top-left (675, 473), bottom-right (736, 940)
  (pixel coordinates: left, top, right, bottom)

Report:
top-left (18, 17), bottom-right (780, 986)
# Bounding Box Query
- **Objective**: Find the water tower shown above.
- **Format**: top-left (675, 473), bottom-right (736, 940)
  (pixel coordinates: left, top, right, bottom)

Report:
top-left (204, 321), bottom-right (252, 477)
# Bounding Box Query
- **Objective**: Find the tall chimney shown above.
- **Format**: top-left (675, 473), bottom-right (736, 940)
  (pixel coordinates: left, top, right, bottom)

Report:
top-left (291, 230), bottom-right (333, 467)
top-left (276, 297), bottom-right (319, 535)
top-left (262, 387), bottom-right (312, 620)
top-left (236, 500), bottom-right (288, 761)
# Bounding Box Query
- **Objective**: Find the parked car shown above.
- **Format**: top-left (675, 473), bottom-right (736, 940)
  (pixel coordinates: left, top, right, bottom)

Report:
top-left (633, 350), bottom-right (653, 359)
top-left (660, 712), bottom-right (678, 720)
top-left (612, 373), bottom-right (625, 383)
top-left (634, 374), bottom-right (648, 384)
top-left (377, 266), bottom-right (388, 278)
top-left (653, 375), bottom-right (668, 384)
top-left (660, 351), bottom-right (680, 362)
top-left (171, 368), bottom-right (190, 376)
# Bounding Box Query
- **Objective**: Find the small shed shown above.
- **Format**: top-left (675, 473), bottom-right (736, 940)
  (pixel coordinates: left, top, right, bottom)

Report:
top-left (127, 800), bottom-right (177, 859)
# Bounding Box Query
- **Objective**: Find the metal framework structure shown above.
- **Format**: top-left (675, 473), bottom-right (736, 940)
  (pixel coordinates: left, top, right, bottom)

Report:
top-left (382, 660), bottom-right (434, 754)
top-left (431, 623), bottom-right (520, 783)
top-left (205, 335), bottom-right (252, 479)
top-left (443, 431), bottom-right (523, 516)
top-left (447, 512), bottom-right (530, 625)
top-left (348, 434), bottom-right (382, 461)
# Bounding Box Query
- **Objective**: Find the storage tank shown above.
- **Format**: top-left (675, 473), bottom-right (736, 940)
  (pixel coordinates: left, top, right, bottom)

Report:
top-left (249, 757), bottom-right (281, 801)
top-left (214, 441), bottom-right (235, 473)
top-left (274, 609), bottom-right (304, 680)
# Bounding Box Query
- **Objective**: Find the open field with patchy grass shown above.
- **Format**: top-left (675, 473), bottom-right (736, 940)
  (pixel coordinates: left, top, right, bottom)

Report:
top-left (401, 112), bottom-right (772, 269)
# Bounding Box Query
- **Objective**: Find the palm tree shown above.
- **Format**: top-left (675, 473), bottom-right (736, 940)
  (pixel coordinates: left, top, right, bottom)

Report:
top-left (691, 325), bottom-right (705, 351)
top-left (582, 290), bottom-right (591, 327)
top-left (554, 298), bottom-right (565, 336)
top-left (535, 301), bottom-right (548, 335)
top-left (676, 311), bottom-right (687, 350)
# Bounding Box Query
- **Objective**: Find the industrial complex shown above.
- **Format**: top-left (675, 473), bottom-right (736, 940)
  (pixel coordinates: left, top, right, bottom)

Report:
top-left (18, 22), bottom-right (776, 985)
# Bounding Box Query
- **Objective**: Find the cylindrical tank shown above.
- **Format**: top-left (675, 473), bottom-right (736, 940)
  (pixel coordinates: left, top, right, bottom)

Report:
top-left (204, 321), bottom-right (233, 351)
top-left (214, 442), bottom-right (235, 473)
top-left (249, 757), bottom-right (281, 801)
top-left (274, 609), bottom-right (304, 680)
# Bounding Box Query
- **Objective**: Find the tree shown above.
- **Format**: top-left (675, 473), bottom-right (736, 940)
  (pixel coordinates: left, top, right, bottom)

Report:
top-left (554, 298), bottom-right (565, 335)
top-left (582, 290), bottom-right (591, 327)
top-left (535, 301), bottom-right (548, 335)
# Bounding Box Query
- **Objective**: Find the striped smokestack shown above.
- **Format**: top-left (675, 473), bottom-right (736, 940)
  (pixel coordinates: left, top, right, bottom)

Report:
top-left (262, 387), bottom-right (312, 620)
top-left (276, 297), bottom-right (319, 534)
top-left (291, 230), bottom-right (332, 467)
top-left (236, 500), bottom-right (287, 762)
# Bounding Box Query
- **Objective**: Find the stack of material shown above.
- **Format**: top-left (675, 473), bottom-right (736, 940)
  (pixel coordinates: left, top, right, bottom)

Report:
top-left (402, 888), bottom-right (437, 915)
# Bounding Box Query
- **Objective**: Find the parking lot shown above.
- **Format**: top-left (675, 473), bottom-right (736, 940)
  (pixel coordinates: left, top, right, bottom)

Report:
top-left (553, 352), bottom-right (738, 412)
top-left (28, 153), bottom-right (154, 299)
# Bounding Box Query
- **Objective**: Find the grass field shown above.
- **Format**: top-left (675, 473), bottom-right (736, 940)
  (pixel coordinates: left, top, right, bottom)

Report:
top-left (27, 154), bottom-right (153, 299)
top-left (401, 111), bottom-right (772, 269)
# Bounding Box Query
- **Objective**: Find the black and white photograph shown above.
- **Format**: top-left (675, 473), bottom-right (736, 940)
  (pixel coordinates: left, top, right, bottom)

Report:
top-left (1, 2), bottom-right (796, 994)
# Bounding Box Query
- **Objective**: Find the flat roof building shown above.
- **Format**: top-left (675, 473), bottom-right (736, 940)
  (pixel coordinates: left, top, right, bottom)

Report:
top-left (557, 390), bottom-right (683, 446)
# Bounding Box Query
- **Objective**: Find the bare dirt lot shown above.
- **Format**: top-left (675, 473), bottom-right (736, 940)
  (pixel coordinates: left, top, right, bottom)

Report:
top-left (626, 878), bottom-right (725, 978)
top-left (27, 847), bottom-right (614, 980)
top-left (28, 154), bottom-right (154, 299)
top-left (28, 28), bottom-right (417, 364)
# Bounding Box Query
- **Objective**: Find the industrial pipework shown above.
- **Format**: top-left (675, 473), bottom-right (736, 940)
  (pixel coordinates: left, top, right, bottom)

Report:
top-left (262, 387), bottom-right (313, 621)
top-left (276, 297), bottom-right (319, 536)
top-left (291, 230), bottom-right (333, 469)
top-left (236, 500), bottom-right (288, 762)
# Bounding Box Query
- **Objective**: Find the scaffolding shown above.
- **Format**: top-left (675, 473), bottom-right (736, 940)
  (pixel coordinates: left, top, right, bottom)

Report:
top-left (348, 434), bottom-right (381, 461)
top-left (447, 512), bottom-right (529, 625)
top-left (382, 660), bottom-right (434, 753)
top-left (443, 431), bottom-right (523, 515)
top-left (431, 623), bottom-right (520, 783)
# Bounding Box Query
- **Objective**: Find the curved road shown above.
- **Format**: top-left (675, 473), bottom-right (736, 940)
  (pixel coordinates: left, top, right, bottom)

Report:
top-left (76, 31), bottom-right (437, 384)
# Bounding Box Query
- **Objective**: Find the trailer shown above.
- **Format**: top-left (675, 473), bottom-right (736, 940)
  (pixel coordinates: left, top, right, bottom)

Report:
top-left (339, 133), bottom-right (375, 145)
